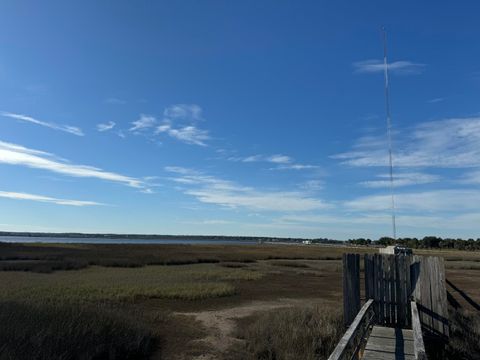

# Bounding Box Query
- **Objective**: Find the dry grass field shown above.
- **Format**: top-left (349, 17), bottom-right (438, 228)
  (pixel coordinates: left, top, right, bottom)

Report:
top-left (0, 242), bottom-right (479, 359)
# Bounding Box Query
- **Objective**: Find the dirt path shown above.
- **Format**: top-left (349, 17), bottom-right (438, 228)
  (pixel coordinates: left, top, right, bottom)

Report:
top-left (176, 298), bottom-right (327, 359)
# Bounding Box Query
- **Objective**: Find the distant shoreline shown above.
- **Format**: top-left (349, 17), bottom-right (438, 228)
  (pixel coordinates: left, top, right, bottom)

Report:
top-left (0, 231), bottom-right (341, 244)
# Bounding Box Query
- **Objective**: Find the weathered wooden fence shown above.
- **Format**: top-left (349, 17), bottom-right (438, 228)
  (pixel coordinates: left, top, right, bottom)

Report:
top-left (410, 255), bottom-right (449, 339)
top-left (364, 254), bottom-right (411, 328)
top-left (344, 253), bottom-right (448, 339)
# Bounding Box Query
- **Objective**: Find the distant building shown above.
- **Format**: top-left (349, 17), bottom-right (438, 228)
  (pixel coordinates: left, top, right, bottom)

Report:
top-left (379, 245), bottom-right (412, 255)
top-left (302, 240), bottom-right (312, 245)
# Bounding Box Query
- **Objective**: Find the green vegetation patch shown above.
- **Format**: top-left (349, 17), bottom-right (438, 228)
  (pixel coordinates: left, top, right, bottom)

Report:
top-left (0, 264), bottom-right (262, 303)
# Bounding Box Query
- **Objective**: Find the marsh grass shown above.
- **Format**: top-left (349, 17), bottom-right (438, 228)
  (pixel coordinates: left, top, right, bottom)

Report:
top-left (445, 261), bottom-right (480, 270)
top-left (0, 264), bottom-right (262, 303)
top-left (0, 300), bottom-right (155, 360)
top-left (447, 306), bottom-right (480, 359)
top-left (234, 306), bottom-right (343, 360)
top-left (269, 260), bottom-right (311, 268)
top-left (219, 262), bottom-right (250, 268)
top-left (0, 242), bottom-right (353, 273)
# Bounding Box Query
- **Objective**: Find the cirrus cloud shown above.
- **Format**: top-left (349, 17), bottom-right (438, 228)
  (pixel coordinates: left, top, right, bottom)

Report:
top-left (0, 140), bottom-right (147, 189)
top-left (96, 121), bottom-right (116, 132)
top-left (0, 190), bottom-right (105, 206)
top-left (353, 59), bottom-right (425, 75)
top-left (165, 166), bottom-right (328, 212)
top-left (1, 111), bottom-right (84, 136)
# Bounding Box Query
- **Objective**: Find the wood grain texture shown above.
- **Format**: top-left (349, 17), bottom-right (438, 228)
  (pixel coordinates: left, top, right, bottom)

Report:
top-left (328, 299), bottom-right (374, 360)
top-left (411, 301), bottom-right (427, 360)
top-left (343, 253), bottom-right (361, 327)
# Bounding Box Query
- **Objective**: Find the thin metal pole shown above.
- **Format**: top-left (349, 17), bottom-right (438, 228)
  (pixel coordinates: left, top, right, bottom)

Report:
top-left (382, 27), bottom-right (397, 240)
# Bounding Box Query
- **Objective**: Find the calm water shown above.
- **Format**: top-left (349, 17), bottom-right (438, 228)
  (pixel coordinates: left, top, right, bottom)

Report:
top-left (0, 236), bottom-right (260, 245)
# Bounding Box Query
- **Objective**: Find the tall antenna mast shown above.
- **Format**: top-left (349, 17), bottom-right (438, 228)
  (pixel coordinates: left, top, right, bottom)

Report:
top-left (382, 27), bottom-right (397, 240)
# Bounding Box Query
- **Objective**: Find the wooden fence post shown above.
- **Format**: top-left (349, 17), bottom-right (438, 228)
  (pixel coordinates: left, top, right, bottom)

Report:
top-left (343, 253), bottom-right (360, 327)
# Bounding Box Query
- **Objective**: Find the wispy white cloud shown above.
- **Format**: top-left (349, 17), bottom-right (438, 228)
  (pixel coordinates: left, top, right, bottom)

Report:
top-left (344, 189), bottom-right (480, 212)
top-left (333, 117), bottom-right (480, 168)
top-left (165, 166), bottom-right (328, 212)
top-left (242, 155), bottom-right (263, 162)
top-left (360, 172), bottom-right (440, 188)
top-left (267, 154), bottom-right (292, 164)
top-left (96, 121), bottom-right (116, 132)
top-left (353, 60), bottom-right (425, 75)
top-left (126, 105), bottom-right (210, 146)
top-left (279, 212), bottom-right (480, 232)
top-left (229, 153), bottom-right (317, 170)
top-left (0, 140), bottom-right (146, 189)
top-left (164, 104), bottom-right (203, 121)
top-left (156, 123), bottom-right (210, 146)
top-left (231, 154), bottom-right (291, 164)
top-left (300, 180), bottom-right (324, 191)
top-left (1, 111), bottom-right (84, 136)
top-left (155, 104), bottom-right (209, 146)
top-left (460, 170), bottom-right (480, 185)
top-left (0, 190), bottom-right (104, 206)
top-left (274, 164), bottom-right (319, 170)
top-left (129, 114), bottom-right (156, 132)
top-left (428, 98), bottom-right (444, 104)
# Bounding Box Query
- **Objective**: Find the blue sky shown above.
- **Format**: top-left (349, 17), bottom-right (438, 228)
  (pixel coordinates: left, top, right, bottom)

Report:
top-left (1, 1), bottom-right (480, 239)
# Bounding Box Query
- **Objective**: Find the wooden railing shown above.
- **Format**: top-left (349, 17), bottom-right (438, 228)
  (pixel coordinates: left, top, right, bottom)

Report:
top-left (411, 301), bottom-right (427, 360)
top-left (328, 299), bottom-right (374, 360)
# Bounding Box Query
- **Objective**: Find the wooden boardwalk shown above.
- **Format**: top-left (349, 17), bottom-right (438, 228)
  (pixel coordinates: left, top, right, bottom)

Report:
top-left (363, 326), bottom-right (415, 360)
top-left (328, 254), bottom-right (448, 360)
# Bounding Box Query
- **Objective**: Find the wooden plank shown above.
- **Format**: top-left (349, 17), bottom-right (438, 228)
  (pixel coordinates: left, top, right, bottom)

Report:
top-left (377, 254), bottom-right (385, 325)
top-left (396, 255), bottom-right (406, 327)
top-left (410, 256), bottom-right (448, 341)
top-left (384, 256), bottom-right (389, 325)
top-left (421, 257), bottom-right (433, 333)
top-left (364, 254), bottom-right (374, 300)
top-left (328, 299), bottom-right (374, 360)
top-left (405, 255), bottom-right (412, 327)
top-left (410, 256), bottom-right (423, 325)
top-left (430, 256), bottom-right (448, 339)
top-left (430, 257), bottom-right (442, 335)
top-left (373, 255), bottom-right (380, 324)
top-left (343, 254), bottom-right (361, 327)
top-left (389, 255), bottom-right (396, 326)
top-left (363, 326), bottom-right (416, 360)
top-left (411, 301), bottom-right (427, 360)
top-left (437, 257), bottom-right (449, 337)
top-left (383, 255), bottom-right (390, 325)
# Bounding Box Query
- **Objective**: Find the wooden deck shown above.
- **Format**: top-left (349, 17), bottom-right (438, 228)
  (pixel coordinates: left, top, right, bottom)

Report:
top-left (363, 326), bottom-right (415, 360)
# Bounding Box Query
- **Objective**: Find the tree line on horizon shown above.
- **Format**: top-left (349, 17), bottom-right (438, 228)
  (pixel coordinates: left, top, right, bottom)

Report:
top-left (348, 236), bottom-right (480, 251)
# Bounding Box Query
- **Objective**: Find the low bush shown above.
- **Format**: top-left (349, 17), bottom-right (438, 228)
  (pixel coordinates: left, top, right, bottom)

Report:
top-left (0, 300), bottom-right (156, 360)
top-left (236, 305), bottom-right (343, 360)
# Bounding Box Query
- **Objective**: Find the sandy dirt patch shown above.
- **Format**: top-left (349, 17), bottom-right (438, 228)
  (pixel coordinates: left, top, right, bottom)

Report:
top-left (176, 298), bottom-right (328, 359)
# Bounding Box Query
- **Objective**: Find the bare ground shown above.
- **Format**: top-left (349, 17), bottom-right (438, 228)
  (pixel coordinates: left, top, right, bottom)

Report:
top-left (176, 297), bottom-right (335, 360)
